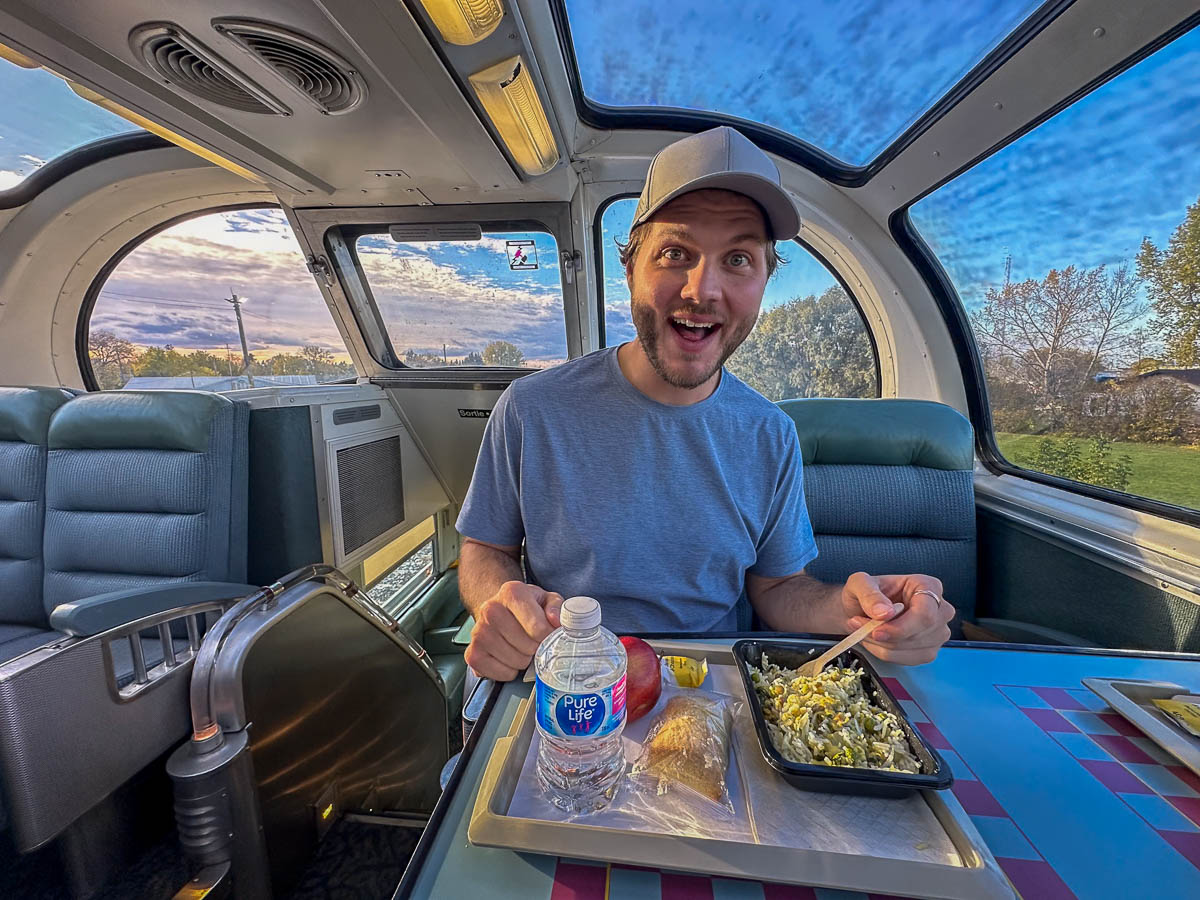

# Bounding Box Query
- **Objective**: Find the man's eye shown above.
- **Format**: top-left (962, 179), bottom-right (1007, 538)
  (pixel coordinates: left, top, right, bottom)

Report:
top-left (662, 247), bottom-right (685, 261)
top-left (729, 252), bottom-right (751, 267)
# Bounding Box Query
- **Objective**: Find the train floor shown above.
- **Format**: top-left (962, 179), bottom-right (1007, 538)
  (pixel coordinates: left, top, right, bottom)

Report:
top-left (2, 816), bottom-right (423, 900)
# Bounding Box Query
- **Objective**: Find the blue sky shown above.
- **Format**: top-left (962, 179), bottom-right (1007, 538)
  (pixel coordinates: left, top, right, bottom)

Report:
top-left (565, 0), bottom-right (1043, 165)
top-left (0, 62), bottom-right (133, 185)
top-left (3, 11), bottom-right (1198, 366)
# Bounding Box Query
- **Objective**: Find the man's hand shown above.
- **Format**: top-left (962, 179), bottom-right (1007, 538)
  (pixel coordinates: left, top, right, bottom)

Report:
top-left (840, 572), bottom-right (954, 665)
top-left (464, 580), bottom-right (564, 681)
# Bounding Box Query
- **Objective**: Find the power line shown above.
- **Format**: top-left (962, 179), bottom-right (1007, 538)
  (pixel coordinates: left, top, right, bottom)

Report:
top-left (97, 291), bottom-right (276, 322)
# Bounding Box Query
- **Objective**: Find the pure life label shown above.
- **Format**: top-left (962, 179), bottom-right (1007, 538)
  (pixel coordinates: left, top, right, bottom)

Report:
top-left (536, 675), bottom-right (626, 738)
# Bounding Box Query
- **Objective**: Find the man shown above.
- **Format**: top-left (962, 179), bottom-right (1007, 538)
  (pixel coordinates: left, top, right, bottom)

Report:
top-left (457, 126), bottom-right (955, 682)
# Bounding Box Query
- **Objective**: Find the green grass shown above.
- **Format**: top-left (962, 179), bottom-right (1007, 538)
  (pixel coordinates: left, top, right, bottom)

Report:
top-left (996, 432), bottom-right (1200, 510)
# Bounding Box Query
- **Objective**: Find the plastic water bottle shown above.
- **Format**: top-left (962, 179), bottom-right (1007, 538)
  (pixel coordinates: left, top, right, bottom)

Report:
top-left (534, 596), bottom-right (627, 813)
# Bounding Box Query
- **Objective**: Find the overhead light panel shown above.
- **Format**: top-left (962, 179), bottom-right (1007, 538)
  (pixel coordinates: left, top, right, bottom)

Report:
top-left (65, 81), bottom-right (263, 183)
top-left (0, 42), bottom-right (39, 68)
top-left (469, 56), bottom-right (558, 177)
top-left (417, 0), bottom-right (504, 46)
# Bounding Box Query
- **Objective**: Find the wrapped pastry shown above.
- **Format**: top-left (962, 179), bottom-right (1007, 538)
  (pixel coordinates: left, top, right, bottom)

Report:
top-left (632, 691), bottom-right (733, 807)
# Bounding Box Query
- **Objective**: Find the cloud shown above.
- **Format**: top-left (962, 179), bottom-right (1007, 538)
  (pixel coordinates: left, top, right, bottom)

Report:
top-left (90, 209), bottom-right (573, 363)
top-left (0, 170), bottom-right (23, 189)
top-left (356, 238), bottom-right (569, 359)
top-left (92, 209), bottom-right (350, 358)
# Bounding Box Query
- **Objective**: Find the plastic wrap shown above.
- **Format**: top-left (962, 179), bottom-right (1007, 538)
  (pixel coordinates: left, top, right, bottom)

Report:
top-left (630, 689), bottom-right (736, 810)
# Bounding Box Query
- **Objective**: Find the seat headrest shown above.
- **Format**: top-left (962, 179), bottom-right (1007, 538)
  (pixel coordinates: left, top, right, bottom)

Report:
top-left (776, 398), bottom-right (973, 471)
top-left (0, 386), bottom-right (73, 445)
top-left (48, 390), bottom-right (233, 452)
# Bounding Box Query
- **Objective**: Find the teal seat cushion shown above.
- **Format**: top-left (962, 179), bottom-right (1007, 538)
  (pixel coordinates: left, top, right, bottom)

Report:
top-left (0, 387), bottom-right (72, 629)
top-left (777, 399), bottom-right (977, 621)
top-left (42, 391), bottom-right (249, 614)
top-left (777, 398), bottom-right (974, 470)
top-left (0, 624), bottom-right (58, 664)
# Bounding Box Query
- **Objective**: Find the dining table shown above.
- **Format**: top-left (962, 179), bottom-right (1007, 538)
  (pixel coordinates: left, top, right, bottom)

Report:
top-left (394, 636), bottom-right (1200, 900)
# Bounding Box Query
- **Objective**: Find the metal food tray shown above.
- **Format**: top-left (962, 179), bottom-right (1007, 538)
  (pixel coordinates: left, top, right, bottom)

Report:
top-left (469, 641), bottom-right (1015, 899)
top-left (1082, 677), bottom-right (1200, 775)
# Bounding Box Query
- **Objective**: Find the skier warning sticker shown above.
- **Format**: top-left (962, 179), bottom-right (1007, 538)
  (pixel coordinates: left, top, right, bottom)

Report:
top-left (506, 240), bottom-right (538, 270)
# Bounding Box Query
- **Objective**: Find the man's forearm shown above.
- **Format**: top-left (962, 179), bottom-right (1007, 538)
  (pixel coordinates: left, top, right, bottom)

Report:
top-left (459, 539), bottom-right (524, 616)
top-left (748, 572), bottom-right (846, 634)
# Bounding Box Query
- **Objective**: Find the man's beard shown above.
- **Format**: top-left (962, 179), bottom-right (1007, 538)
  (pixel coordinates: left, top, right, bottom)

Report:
top-left (630, 297), bottom-right (754, 390)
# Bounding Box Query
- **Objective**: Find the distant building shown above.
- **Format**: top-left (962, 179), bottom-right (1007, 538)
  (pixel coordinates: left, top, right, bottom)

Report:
top-left (121, 374), bottom-right (323, 391)
top-left (1137, 367), bottom-right (1200, 389)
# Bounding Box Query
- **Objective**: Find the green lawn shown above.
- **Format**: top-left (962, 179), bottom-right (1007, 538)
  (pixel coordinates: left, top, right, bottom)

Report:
top-left (995, 432), bottom-right (1200, 510)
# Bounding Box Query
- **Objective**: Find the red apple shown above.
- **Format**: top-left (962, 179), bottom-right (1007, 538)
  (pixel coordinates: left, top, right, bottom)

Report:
top-left (620, 636), bottom-right (662, 722)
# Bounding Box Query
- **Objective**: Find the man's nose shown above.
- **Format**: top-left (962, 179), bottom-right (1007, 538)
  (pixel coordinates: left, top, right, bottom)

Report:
top-left (680, 256), bottom-right (721, 305)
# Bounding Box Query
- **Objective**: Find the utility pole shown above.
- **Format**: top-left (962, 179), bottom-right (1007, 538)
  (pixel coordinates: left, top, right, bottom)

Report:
top-left (225, 292), bottom-right (255, 387)
top-left (224, 343), bottom-right (234, 376)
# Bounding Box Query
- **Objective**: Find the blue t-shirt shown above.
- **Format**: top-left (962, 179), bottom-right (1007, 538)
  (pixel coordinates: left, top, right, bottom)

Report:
top-left (456, 346), bottom-right (818, 633)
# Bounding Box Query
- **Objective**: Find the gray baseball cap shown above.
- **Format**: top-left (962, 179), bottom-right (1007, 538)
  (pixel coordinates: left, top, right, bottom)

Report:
top-left (631, 126), bottom-right (801, 241)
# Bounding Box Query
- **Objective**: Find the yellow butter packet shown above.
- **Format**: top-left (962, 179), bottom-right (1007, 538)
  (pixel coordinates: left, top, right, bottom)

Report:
top-left (1152, 697), bottom-right (1200, 738)
top-left (661, 655), bottom-right (708, 688)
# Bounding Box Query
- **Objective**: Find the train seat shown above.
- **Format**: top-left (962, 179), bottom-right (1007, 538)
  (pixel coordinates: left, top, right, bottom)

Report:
top-left (0, 386), bottom-right (74, 665)
top-left (0, 390), bottom-right (254, 882)
top-left (778, 398), bottom-right (977, 625)
top-left (395, 568), bottom-right (469, 712)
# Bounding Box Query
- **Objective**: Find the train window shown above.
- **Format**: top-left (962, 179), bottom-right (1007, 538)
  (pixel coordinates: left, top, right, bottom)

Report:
top-left (911, 29), bottom-right (1200, 513)
top-left (599, 197), bottom-right (878, 400)
top-left (562, 0), bottom-right (1042, 165)
top-left (0, 53), bottom-right (139, 190)
top-left (354, 229), bottom-right (567, 368)
top-left (85, 207), bottom-right (356, 390)
top-left (362, 516), bottom-right (436, 615)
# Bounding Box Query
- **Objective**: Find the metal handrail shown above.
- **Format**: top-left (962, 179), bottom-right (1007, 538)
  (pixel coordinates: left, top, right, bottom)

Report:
top-left (94, 600), bottom-right (231, 700)
top-left (186, 565), bottom-right (366, 749)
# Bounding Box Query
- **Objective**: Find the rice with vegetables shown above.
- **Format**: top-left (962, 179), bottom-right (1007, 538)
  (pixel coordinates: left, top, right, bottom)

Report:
top-left (749, 655), bottom-right (920, 773)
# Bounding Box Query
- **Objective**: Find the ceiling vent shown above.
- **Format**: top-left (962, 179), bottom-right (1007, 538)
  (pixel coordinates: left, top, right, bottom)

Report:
top-left (129, 22), bottom-right (291, 115)
top-left (212, 19), bottom-right (367, 116)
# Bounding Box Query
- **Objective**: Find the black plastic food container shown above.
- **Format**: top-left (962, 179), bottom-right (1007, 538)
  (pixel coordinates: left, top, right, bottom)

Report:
top-left (733, 639), bottom-right (953, 798)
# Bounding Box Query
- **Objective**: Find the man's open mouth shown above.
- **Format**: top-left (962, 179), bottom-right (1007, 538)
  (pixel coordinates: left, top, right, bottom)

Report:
top-left (668, 315), bottom-right (722, 347)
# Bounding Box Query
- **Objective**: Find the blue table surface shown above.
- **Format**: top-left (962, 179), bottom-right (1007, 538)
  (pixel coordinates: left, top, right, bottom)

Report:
top-left (396, 640), bottom-right (1200, 900)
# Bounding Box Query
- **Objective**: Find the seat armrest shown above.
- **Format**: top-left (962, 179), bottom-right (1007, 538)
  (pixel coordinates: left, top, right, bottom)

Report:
top-left (452, 616), bottom-right (474, 646)
top-left (49, 582), bottom-right (257, 637)
top-left (423, 625), bottom-right (464, 656)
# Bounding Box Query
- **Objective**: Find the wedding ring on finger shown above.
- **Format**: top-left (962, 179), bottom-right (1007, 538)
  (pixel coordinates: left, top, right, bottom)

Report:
top-left (913, 589), bottom-right (944, 610)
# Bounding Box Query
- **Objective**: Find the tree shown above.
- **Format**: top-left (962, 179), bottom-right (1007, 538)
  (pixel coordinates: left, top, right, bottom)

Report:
top-left (1011, 436), bottom-right (1133, 492)
top-left (1111, 377), bottom-right (1199, 444)
top-left (255, 353), bottom-right (310, 375)
top-left (482, 340), bottom-right (526, 367)
top-left (1138, 197), bottom-right (1200, 366)
top-left (403, 348), bottom-right (446, 368)
top-left (133, 346), bottom-right (219, 378)
top-left (300, 344), bottom-right (336, 374)
top-left (459, 351), bottom-right (485, 366)
top-left (725, 286), bottom-right (876, 401)
top-left (88, 330), bottom-right (137, 389)
top-left (971, 264), bottom-right (1146, 432)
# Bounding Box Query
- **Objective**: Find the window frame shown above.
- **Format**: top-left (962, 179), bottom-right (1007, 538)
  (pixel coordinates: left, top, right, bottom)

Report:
top-left (593, 192), bottom-right (883, 399)
top-left (0, 132), bottom-right (164, 211)
top-left (325, 207), bottom-right (578, 372)
top-left (75, 201), bottom-right (281, 392)
top-left (892, 15), bottom-right (1200, 529)
top-left (549, 0), bottom-right (1075, 185)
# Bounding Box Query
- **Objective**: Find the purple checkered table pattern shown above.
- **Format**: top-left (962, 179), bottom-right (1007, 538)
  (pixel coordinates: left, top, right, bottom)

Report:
top-left (546, 676), bottom-right (1083, 899)
top-left (995, 683), bottom-right (1200, 874)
